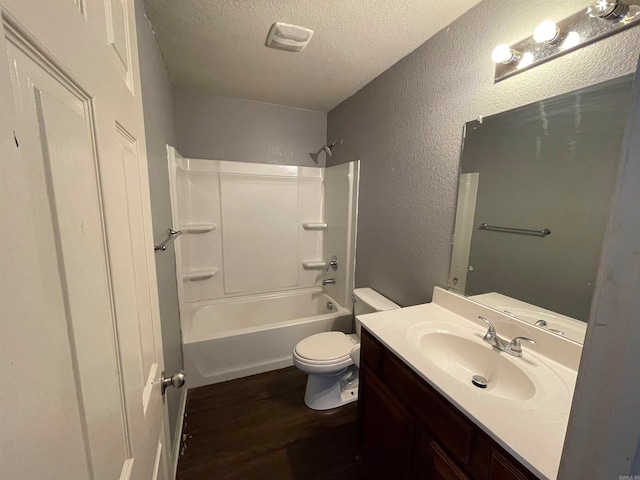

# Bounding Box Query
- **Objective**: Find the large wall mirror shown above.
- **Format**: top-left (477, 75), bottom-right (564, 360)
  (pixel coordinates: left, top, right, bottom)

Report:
top-left (449, 74), bottom-right (634, 344)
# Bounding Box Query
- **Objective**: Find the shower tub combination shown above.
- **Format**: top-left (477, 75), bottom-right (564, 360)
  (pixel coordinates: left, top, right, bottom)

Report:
top-left (167, 147), bottom-right (359, 388)
top-left (183, 288), bottom-right (351, 387)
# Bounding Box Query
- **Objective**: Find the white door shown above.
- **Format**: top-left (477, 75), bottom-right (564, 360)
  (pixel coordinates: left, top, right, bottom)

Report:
top-left (0, 1), bottom-right (171, 479)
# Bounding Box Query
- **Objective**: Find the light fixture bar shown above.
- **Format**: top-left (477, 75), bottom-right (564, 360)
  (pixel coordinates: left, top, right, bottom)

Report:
top-left (494, 1), bottom-right (640, 82)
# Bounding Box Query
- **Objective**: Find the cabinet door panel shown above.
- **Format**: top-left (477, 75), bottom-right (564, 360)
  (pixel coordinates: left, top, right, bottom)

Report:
top-left (359, 369), bottom-right (415, 480)
top-left (489, 449), bottom-right (532, 480)
top-left (361, 329), bottom-right (384, 373)
top-left (431, 442), bottom-right (470, 480)
top-left (413, 428), bottom-right (470, 480)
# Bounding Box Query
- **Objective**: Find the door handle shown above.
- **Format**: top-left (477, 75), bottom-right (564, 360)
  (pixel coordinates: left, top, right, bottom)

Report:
top-left (161, 370), bottom-right (186, 395)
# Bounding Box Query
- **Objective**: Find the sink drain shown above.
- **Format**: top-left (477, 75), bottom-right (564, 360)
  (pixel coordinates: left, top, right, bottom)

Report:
top-left (472, 375), bottom-right (488, 389)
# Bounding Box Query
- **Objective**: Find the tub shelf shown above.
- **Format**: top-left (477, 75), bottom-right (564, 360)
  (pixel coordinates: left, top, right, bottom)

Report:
top-left (302, 261), bottom-right (327, 270)
top-left (302, 222), bottom-right (328, 231)
top-left (181, 223), bottom-right (217, 233)
top-left (183, 268), bottom-right (219, 281)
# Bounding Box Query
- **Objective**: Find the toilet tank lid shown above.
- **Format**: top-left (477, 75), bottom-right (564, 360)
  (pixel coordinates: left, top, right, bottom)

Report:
top-left (353, 288), bottom-right (400, 311)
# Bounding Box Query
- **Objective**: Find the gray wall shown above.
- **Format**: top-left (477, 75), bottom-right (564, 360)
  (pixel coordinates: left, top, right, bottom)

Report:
top-left (327, 0), bottom-right (640, 307)
top-left (174, 89), bottom-right (327, 167)
top-left (134, 0), bottom-right (182, 443)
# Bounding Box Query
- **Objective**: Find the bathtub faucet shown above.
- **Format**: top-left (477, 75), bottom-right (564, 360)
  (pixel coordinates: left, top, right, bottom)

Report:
top-left (322, 278), bottom-right (336, 286)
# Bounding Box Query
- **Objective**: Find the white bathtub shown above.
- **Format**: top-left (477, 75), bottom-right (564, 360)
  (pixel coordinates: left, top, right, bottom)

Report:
top-left (183, 288), bottom-right (352, 387)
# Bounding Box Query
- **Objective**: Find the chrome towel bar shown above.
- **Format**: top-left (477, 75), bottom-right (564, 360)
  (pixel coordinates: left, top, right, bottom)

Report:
top-left (478, 223), bottom-right (551, 237)
top-left (154, 229), bottom-right (182, 252)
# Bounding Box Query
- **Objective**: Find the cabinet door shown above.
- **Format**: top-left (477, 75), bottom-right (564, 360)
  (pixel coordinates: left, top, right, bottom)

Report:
top-left (413, 428), bottom-right (470, 480)
top-left (489, 449), bottom-right (533, 480)
top-left (359, 369), bottom-right (416, 480)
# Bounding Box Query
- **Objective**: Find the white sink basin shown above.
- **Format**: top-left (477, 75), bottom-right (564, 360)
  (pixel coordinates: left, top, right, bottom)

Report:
top-left (419, 332), bottom-right (536, 401)
top-left (407, 322), bottom-right (570, 410)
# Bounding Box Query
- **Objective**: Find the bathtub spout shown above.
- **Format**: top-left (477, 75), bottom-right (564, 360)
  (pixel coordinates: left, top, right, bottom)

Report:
top-left (322, 278), bottom-right (336, 286)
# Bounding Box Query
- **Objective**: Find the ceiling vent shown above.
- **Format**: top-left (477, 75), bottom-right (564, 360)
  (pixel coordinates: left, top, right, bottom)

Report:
top-left (265, 22), bottom-right (314, 52)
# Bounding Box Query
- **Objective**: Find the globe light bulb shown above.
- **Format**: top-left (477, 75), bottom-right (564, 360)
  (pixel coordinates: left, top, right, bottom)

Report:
top-left (533, 20), bottom-right (560, 43)
top-left (517, 52), bottom-right (535, 69)
top-left (492, 44), bottom-right (514, 64)
top-left (561, 31), bottom-right (581, 50)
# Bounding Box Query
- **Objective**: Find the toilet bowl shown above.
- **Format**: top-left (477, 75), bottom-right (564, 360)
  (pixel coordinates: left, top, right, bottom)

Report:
top-left (293, 288), bottom-right (400, 410)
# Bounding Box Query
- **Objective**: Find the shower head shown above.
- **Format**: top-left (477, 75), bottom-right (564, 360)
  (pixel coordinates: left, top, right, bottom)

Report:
top-left (322, 139), bottom-right (343, 157)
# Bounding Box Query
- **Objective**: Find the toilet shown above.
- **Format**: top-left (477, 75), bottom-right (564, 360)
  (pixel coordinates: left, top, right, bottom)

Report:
top-left (292, 288), bottom-right (400, 410)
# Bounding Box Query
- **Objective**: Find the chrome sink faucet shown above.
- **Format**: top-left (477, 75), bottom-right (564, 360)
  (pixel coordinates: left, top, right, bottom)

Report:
top-left (478, 317), bottom-right (535, 358)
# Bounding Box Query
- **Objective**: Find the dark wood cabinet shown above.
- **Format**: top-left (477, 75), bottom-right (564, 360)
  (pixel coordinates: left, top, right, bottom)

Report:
top-left (358, 368), bottom-right (415, 480)
top-left (357, 328), bottom-right (538, 480)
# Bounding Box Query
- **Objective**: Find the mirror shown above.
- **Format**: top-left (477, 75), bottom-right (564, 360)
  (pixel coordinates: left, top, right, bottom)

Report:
top-left (449, 74), bottom-right (634, 344)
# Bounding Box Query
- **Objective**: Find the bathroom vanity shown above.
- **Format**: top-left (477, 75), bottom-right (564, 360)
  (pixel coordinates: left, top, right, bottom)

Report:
top-left (356, 288), bottom-right (581, 480)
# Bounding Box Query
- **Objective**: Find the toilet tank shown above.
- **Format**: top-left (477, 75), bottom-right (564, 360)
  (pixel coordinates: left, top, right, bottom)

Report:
top-left (353, 287), bottom-right (400, 315)
top-left (353, 288), bottom-right (400, 336)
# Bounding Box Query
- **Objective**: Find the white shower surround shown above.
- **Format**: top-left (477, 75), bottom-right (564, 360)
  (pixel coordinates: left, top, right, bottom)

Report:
top-left (169, 150), bottom-right (327, 303)
top-left (167, 147), bottom-right (359, 385)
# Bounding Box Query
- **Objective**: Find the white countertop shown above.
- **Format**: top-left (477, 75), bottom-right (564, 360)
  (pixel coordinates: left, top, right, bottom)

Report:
top-left (358, 288), bottom-right (580, 480)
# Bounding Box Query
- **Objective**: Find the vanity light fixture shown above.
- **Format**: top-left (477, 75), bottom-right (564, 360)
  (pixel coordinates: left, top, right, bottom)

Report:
top-left (492, 0), bottom-right (640, 81)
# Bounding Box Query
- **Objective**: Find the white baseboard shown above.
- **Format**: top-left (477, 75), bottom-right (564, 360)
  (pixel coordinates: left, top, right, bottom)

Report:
top-left (171, 388), bottom-right (188, 479)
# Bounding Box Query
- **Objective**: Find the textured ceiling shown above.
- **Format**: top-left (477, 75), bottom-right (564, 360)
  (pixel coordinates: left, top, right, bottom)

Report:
top-left (143, 0), bottom-right (483, 112)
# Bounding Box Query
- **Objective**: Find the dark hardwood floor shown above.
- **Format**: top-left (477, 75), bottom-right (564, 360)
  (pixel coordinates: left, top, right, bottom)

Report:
top-left (176, 367), bottom-right (361, 480)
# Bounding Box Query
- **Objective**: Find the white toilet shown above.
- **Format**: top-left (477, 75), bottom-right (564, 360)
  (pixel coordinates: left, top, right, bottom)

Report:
top-left (292, 288), bottom-right (400, 410)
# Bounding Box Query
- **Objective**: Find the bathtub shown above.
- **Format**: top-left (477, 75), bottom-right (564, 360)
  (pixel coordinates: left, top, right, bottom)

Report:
top-left (182, 288), bottom-right (352, 387)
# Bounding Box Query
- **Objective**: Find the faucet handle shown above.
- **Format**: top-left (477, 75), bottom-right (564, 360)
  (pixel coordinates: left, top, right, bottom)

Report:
top-left (508, 336), bottom-right (535, 355)
top-left (326, 255), bottom-right (338, 272)
top-left (478, 316), bottom-right (496, 341)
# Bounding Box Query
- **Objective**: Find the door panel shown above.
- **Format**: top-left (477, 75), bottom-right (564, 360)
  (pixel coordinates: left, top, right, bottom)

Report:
top-left (4, 29), bottom-right (131, 480)
top-left (116, 125), bottom-right (160, 414)
top-left (0, 0), bottom-right (169, 478)
top-left (152, 425), bottom-right (170, 480)
top-left (105, 0), bottom-right (132, 89)
top-left (0, 49), bottom-right (93, 480)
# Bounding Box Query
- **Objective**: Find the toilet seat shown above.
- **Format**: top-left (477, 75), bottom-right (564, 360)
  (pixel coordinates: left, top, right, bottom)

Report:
top-left (293, 332), bottom-right (359, 375)
top-left (294, 332), bottom-right (355, 364)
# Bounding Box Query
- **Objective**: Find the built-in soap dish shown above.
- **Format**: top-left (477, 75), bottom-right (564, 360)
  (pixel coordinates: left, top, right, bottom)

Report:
top-left (302, 222), bottom-right (327, 231)
top-left (181, 224), bottom-right (217, 233)
top-left (302, 261), bottom-right (326, 270)
top-left (183, 268), bottom-right (219, 281)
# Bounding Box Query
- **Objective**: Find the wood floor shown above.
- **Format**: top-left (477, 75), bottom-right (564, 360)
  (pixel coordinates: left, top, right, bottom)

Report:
top-left (176, 367), bottom-right (361, 480)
